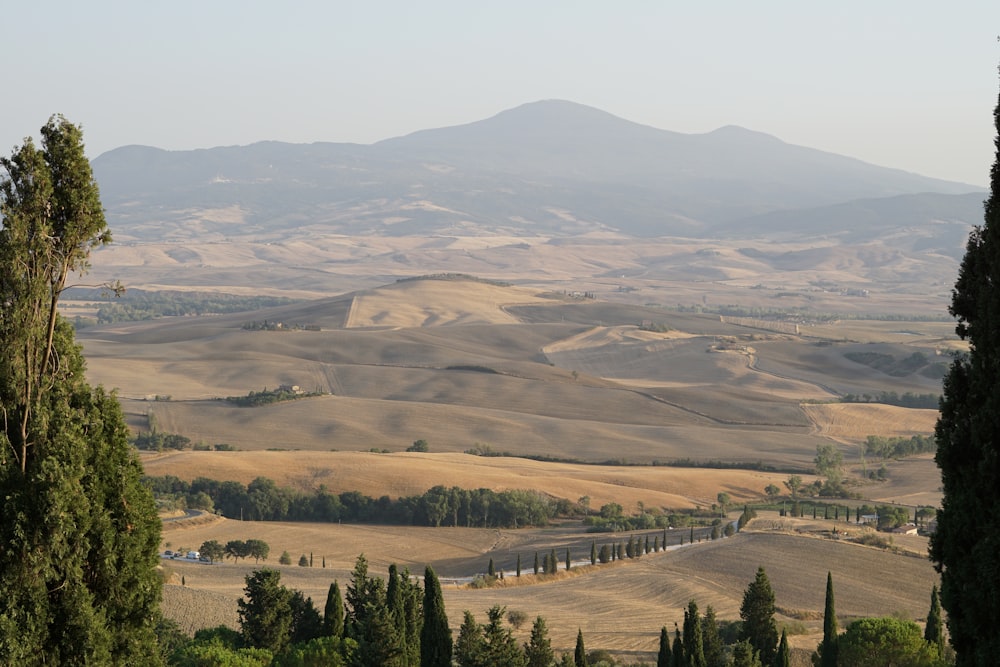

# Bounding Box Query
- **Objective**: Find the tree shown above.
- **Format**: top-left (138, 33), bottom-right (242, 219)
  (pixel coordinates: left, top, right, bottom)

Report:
top-left (774, 629), bottom-right (790, 667)
top-left (702, 605), bottom-right (725, 667)
top-left (672, 625), bottom-right (684, 667)
top-left (740, 567), bottom-right (778, 665)
top-left (657, 627), bottom-right (671, 667)
top-left (239, 569), bottom-right (294, 654)
top-left (813, 572), bottom-right (838, 667)
top-left (323, 581), bottom-right (345, 638)
top-left (421, 566), bottom-right (452, 667)
top-left (837, 617), bottom-right (939, 667)
top-left (280, 550), bottom-right (293, 565)
top-left (246, 539), bottom-right (270, 564)
top-left (517, 553), bottom-right (522, 577)
top-left (683, 600), bottom-right (706, 667)
top-left (226, 539), bottom-right (251, 563)
top-left (200, 539), bottom-right (226, 564)
top-left (764, 484), bottom-right (781, 500)
top-left (931, 71), bottom-right (1000, 667)
top-left (525, 616), bottom-right (554, 667)
top-left (407, 439), bottom-right (430, 452)
top-left (783, 475), bottom-right (802, 499)
top-left (482, 606), bottom-right (526, 667)
top-left (299, 554), bottom-right (310, 567)
top-left (0, 116), bottom-right (162, 664)
top-left (814, 444), bottom-right (843, 480)
top-left (716, 492), bottom-right (731, 514)
top-left (731, 640), bottom-right (762, 667)
top-left (925, 584), bottom-right (945, 658)
top-left (574, 629), bottom-right (588, 667)
top-left (455, 611), bottom-right (485, 667)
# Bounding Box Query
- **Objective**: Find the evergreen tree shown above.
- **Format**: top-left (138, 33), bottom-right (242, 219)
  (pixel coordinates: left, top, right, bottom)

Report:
top-left (421, 566), bottom-right (452, 667)
top-left (931, 74), bottom-right (1000, 666)
top-left (524, 616), bottom-right (554, 667)
top-left (534, 552), bottom-right (540, 575)
top-left (565, 548), bottom-right (571, 570)
top-left (657, 626), bottom-right (671, 667)
top-left (387, 564), bottom-right (408, 661)
top-left (813, 571), bottom-right (838, 667)
top-left (0, 116), bottom-right (162, 663)
top-left (740, 567), bottom-right (778, 665)
top-left (702, 605), bottom-right (725, 667)
top-left (517, 553), bottom-right (522, 577)
top-left (488, 558), bottom-right (496, 578)
top-left (482, 606), bottom-right (526, 666)
top-left (591, 541), bottom-right (597, 565)
top-left (238, 569), bottom-right (294, 654)
top-left (323, 581), bottom-right (345, 638)
top-left (574, 629), bottom-right (588, 667)
top-left (399, 567), bottom-right (423, 666)
top-left (455, 611), bottom-right (485, 667)
top-left (774, 629), bottom-right (790, 667)
top-left (683, 600), bottom-right (706, 667)
top-left (925, 584), bottom-right (945, 658)
top-left (731, 640), bottom-right (762, 667)
top-left (672, 625), bottom-right (685, 667)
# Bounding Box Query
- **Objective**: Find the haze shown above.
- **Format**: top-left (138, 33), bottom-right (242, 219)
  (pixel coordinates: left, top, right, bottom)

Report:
top-left (3, 1), bottom-right (999, 186)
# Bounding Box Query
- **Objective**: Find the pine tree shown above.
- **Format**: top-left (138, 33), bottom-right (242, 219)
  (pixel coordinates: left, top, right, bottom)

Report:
top-left (574, 628), bottom-right (588, 667)
top-left (0, 116), bottom-right (162, 664)
top-left (454, 611), bottom-right (485, 667)
top-left (238, 569), bottom-right (294, 654)
top-left (421, 566), bottom-right (452, 667)
top-left (323, 581), bottom-right (345, 638)
top-left (657, 626), bottom-right (671, 667)
top-left (925, 584), bottom-right (945, 658)
top-left (931, 72), bottom-right (1000, 667)
top-left (482, 606), bottom-right (526, 666)
top-left (525, 616), bottom-right (554, 667)
top-left (740, 567), bottom-right (778, 665)
top-left (814, 571), bottom-right (838, 667)
top-left (672, 625), bottom-right (685, 667)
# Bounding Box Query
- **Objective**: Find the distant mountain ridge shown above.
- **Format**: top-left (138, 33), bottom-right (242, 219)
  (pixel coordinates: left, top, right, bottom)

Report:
top-left (92, 100), bottom-right (981, 242)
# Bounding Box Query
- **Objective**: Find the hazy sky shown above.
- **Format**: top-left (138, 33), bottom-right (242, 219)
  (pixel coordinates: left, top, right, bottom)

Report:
top-left (3, 1), bottom-right (998, 186)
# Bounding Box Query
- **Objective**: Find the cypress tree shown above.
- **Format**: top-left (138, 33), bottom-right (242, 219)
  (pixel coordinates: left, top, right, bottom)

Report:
top-left (925, 584), bottom-right (945, 657)
top-left (421, 566), bottom-right (451, 667)
top-left (323, 581), bottom-right (345, 638)
top-left (574, 628), bottom-right (588, 667)
top-left (739, 567), bottom-right (778, 665)
top-left (703, 605), bottom-right (725, 667)
top-left (657, 626), bottom-right (671, 667)
top-left (774, 629), bottom-right (790, 667)
top-left (814, 571), bottom-right (838, 667)
top-left (534, 551), bottom-right (540, 575)
top-left (591, 541), bottom-right (597, 565)
top-left (931, 73), bottom-right (1000, 667)
top-left (566, 548), bottom-right (571, 570)
top-left (0, 117), bottom-right (162, 664)
top-left (488, 558), bottom-right (496, 578)
top-left (683, 600), bottom-right (706, 667)
top-left (454, 611), bottom-right (484, 667)
top-left (517, 553), bottom-right (522, 577)
top-left (672, 625), bottom-right (685, 667)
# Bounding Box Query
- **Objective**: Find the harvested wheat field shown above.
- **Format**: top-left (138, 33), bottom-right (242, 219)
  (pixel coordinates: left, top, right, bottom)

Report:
top-left (159, 519), bottom-right (937, 663)
top-left (802, 403), bottom-right (937, 441)
top-left (143, 450), bottom-right (804, 511)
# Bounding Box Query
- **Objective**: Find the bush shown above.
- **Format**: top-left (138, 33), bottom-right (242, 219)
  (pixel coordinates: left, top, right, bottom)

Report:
top-left (279, 551), bottom-right (292, 565)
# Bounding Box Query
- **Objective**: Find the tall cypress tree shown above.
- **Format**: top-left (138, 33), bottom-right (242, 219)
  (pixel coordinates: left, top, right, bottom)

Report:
top-left (420, 566), bottom-right (451, 667)
top-left (657, 626), bottom-right (671, 667)
top-left (323, 581), bottom-right (345, 638)
top-left (814, 571), bottom-right (838, 667)
top-left (703, 605), bottom-right (725, 667)
top-left (925, 584), bottom-right (945, 658)
top-left (672, 625), bottom-right (685, 667)
top-left (0, 116), bottom-right (162, 664)
top-left (574, 628), bottom-right (588, 667)
top-left (774, 630), bottom-right (790, 667)
top-left (931, 71), bottom-right (1000, 667)
top-left (683, 600), bottom-right (706, 667)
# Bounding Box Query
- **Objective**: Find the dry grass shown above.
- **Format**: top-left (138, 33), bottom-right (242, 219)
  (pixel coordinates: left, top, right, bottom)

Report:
top-left (143, 450), bottom-right (801, 511)
top-left (802, 403), bottom-right (937, 442)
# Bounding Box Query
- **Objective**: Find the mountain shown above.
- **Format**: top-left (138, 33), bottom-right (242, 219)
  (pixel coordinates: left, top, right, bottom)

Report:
top-left (91, 100), bottom-right (981, 242)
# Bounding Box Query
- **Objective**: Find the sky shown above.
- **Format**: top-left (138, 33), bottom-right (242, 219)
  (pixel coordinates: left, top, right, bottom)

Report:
top-left (2, 1), bottom-right (999, 186)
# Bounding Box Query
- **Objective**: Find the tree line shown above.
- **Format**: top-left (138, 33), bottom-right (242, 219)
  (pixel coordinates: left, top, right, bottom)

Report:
top-left (143, 476), bottom-right (557, 528)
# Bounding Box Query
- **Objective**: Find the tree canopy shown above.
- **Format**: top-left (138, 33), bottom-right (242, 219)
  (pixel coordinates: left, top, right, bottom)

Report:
top-left (0, 116), bottom-right (161, 663)
top-left (932, 71), bottom-right (1000, 666)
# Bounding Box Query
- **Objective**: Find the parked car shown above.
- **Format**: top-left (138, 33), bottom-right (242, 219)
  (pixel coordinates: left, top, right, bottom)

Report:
top-left (163, 550), bottom-right (173, 557)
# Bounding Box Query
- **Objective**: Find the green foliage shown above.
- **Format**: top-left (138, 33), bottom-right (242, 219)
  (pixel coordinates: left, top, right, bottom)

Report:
top-left (65, 288), bottom-right (299, 323)
top-left (837, 617), bottom-right (939, 667)
top-left (298, 554), bottom-right (309, 567)
top-left (455, 611), bottom-right (485, 667)
top-left (0, 116), bottom-right (162, 663)
top-left (840, 390), bottom-right (940, 409)
top-left (323, 582), bottom-right (345, 639)
top-left (238, 569), bottom-right (295, 654)
top-left (730, 640), bottom-right (762, 667)
top-left (421, 566), bottom-right (452, 667)
top-left (406, 439), bottom-right (430, 452)
top-left (865, 434), bottom-right (936, 460)
top-left (925, 585), bottom-right (945, 658)
top-left (525, 616), bottom-right (554, 667)
top-left (703, 606), bottom-right (725, 667)
top-left (280, 551), bottom-right (293, 565)
top-left (574, 628), bottom-right (588, 667)
top-left (200, 540), bottom-right (226, 563)
top-left (683, 600), bottom-right (706, 667)
top-left (225, 387), bottom-right (323, 407)
top-left (813, 572), bottom-right (838, 667)
top-left (656, 627), bottom-right (670, 667)
top-left (813, 444), bottom-right (843, 481)
top-left (171, 637), bottom-right (274, 666)
top-left (134, 430), bottom-right (193, 451)
top-left (739, 567), bottom-right (778, 665)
